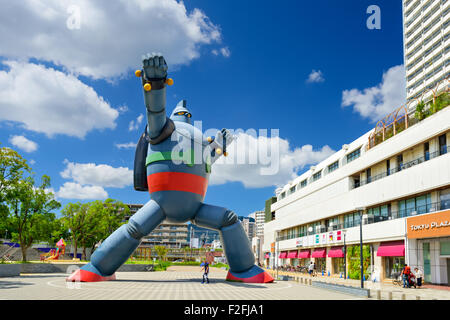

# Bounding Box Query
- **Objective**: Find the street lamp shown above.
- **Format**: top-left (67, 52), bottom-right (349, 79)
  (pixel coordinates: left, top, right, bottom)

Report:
top-left (276, 230), bottom-right (280, 280)
top-left (356, 207), bottom-right (366, 289)
top-left (342, 229), bottom-right (347, 280)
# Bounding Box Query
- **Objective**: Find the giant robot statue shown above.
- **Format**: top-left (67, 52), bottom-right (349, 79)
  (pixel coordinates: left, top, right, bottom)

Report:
top-left (67, 54), bottom-right (273, 283)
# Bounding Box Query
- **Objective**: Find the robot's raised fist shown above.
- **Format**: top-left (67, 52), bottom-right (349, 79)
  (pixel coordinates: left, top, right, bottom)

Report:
top-left (142, 53), bottom-right (168, 79)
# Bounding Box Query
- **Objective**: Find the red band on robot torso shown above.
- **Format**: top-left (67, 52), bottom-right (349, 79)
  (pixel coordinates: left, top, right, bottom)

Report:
top-left (147, 172), bottom-right (208, 196)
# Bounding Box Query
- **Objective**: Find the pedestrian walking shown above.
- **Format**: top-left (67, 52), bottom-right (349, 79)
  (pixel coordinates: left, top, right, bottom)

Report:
top-left (414, 267), bottom-right (423, 288)
top-left (308, 261), bottom-right (315, 277)
top-left (401, 264), bottom-right (411, 288)
top-left (201, 260), bottom-right (210, 284)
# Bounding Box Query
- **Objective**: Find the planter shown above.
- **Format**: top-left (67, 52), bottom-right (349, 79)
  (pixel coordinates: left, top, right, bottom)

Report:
top-left (0, 264), bottom-right (21, 277)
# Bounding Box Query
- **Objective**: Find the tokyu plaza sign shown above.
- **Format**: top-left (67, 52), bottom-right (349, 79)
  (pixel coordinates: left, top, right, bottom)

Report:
top-left (407, 210), bottom-right (450, 239)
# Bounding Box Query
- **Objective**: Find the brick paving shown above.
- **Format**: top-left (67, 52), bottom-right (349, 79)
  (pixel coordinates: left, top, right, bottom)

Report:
top-left (0, 266), bottom-right (363, 300)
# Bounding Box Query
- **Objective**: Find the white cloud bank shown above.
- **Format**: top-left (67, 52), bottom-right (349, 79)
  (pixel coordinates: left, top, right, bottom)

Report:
top-left (56, 182), bottom-right (108, 200)
top-left (0, 0), bottom-right (221, 79)
top-left (56, 160), bottom-right (133, 200)
top-left (115, 142), bottom-right (137, 149)
top-left (9, 135), bottom-right (38, 152)
top-left (209, 132), bottom-right (334, 188)
top-left (129, 114), bottom-right (144, 131)
top-left (341, 65), bottom-right (406, 122)
top-left (60, 160), bottom-right (133, 188)
top-left (0, 61), bottom-right (118, 138)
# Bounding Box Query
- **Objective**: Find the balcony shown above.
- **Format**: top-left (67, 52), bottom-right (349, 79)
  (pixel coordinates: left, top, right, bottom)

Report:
top-left (354, 144), bottom-right (449, 189)
top-left (275, 200), bottom-right (450, 243)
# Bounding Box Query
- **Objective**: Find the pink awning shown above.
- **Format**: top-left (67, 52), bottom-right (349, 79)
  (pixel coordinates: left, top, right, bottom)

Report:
top-left (287, 251), bottom-right (298, 259)
top-left (312, 248), bottom-right (326, 258)
top-left (377, 240), bottom-right (405, 257)
top-left (298, 250), bottom-right (310, 259)
top-left (279, 251), bottom-right (287, 259)
top-left (264, 253), bottom-right (270, 259)
top-left (328, 246), bottom-right (344, 258)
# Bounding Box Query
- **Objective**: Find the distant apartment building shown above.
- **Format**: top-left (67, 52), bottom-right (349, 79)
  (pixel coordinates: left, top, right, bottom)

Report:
top-left (249, 210), bottom-right (265, 237)
top-left (187, 224), bottom-right (220, 248)
top-left (403, 0), bottom-right (449, 104)
top-left (239, 216), bottom-right (256, 241)
top-left (125, 204), bottom-right (188, 248)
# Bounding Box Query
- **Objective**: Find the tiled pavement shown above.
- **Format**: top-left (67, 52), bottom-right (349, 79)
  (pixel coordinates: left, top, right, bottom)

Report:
top-left (0, 267), bottom-right (364, 300)
top-left (269, 270), bottom-right (450, 300)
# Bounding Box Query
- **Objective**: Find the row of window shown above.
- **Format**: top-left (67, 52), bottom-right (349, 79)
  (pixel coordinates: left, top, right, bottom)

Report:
top-left (278, 190), bottom-right (449, 240)
top-left (279, 148), bottom-right (362, 200)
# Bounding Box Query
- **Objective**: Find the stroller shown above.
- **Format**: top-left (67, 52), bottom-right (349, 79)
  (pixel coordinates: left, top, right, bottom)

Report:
top-left (407, 273), bottom-right (417, 288)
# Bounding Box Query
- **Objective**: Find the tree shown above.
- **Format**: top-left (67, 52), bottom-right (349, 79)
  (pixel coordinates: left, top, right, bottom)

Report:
top-left (61, 202), bottom-right (89, 260)
top-left (0, 146), bottom-right (31, 238)
top-left (6, 175), bottom-right (61, 261)
top-left (154, 245), bottom-right (168, 262)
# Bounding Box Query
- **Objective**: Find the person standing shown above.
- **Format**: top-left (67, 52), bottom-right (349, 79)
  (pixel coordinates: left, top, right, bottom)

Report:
top-left (401, 264), bottom-right (411, 288)
top-left (414, 267), bottom-right (423, 289)
top-left (202, 261), bottom-right (210, 284)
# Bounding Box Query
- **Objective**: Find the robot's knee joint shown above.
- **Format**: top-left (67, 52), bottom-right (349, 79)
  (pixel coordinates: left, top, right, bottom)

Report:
top-left (126, 220), bottom-right (144, 240)
top-left (222, 210), bottom-right (238, 227)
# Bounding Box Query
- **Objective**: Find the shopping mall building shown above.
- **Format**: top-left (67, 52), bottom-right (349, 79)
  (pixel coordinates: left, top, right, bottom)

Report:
top-left (263, 97), bottom-right (450, 284)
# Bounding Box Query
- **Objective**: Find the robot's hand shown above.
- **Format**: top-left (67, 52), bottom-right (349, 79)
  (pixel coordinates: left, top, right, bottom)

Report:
top-left (142, 53), bottom-right (168, 80)
top-left (215, 128), bottom-right (234, 147)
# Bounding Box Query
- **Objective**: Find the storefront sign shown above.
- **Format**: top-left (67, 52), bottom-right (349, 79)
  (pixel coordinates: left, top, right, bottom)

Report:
top-left (315, 234), bottom-right (319, 244)
top-left (337, 230), bottom-right (342, 241)
top-left (296, 239), bottom-right (303, 247)
top-left (271, 242), bottom-right (275, 253)
top-left (407, 210), bottom-right (450, 239)
top-left (329, 232), bottom-right (334, 242)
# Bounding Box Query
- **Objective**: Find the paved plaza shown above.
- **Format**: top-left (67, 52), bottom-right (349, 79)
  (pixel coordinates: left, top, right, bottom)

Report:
top-left (0, 266), bottom-right (364, 300)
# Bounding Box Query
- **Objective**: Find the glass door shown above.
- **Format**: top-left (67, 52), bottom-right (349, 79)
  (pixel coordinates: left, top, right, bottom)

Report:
top-left (423, 242), bottom-right (431, 283)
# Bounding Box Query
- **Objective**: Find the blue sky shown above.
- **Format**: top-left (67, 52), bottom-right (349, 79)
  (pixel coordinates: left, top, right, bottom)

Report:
top-left (0, 0), bottom-right (405, 217)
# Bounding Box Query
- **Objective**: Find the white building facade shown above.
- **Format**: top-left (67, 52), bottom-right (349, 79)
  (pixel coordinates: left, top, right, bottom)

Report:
top-left (403, 0), bottom-right (449, 104)
top-left (263, 106), bottom-right (450, 284)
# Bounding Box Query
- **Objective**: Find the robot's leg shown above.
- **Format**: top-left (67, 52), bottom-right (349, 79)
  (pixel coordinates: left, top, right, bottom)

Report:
top-left (67, 200), bottom-right (165, 282)
top-left (193, 204), bottom-right (273, 283)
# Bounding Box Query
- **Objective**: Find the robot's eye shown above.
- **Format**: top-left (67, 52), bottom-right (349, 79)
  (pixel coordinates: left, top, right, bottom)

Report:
top-left (186, 113), bottom-right (192, 118)
top-left (176, 112), bottom-right (185, 115)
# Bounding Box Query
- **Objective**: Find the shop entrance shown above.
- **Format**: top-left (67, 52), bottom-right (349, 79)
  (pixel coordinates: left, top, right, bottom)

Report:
top-left (447, 259), bottom-right (450, 285)
top-left (384, 256), bottom-right (404, 279)
top-left (332, 257), bottom-right (345, 274)
top-left (315, 258), bottom-right (326, 273)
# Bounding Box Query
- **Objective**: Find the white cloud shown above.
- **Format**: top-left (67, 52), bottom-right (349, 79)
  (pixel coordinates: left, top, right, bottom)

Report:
top-left (0, 0), bottom-right (221, 79)
top-left (115, 142), bottom-right (137, 149)
top-left (129, 114), bottom-right (144, 131)
top-left (209, 132), bottom-right (334, 188)
top-left (117, 105), bottom-right (129, 114)
top-left (9, 135), bottom-right (38, 152)
top-left (0, 61), bottom-right (118, 138)
top-left (306, 70), bottom-right (324, 83)
top-left (29, 159), bottom-right (36, 165)
top-left (56, 182), bottom-right (108, 200)
top-left (60, 159), bottom-right (133, 188)
top-left (212, 47), bottom-right (231, 58)
top-left (341, 65), bottom-right (406, 122)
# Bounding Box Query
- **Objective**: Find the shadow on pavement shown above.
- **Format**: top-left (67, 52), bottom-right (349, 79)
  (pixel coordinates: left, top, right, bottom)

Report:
top-left (114, 278), bottom-right (269, 289)
top-left (0, 279), bottom-right (34, 290)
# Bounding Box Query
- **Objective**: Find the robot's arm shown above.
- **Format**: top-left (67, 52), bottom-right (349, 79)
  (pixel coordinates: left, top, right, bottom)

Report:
top-left (136, 54), bottom-right (173, 139)
top-left (208, 128), bottom-right (234, 164)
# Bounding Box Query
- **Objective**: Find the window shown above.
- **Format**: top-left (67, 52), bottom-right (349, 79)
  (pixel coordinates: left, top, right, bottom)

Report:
top-left (386, 160), bottom-right (391, 176)
top-left (328, 161), bottom-right (339, 173)
top-left (398, 193), bottom-right (432, 217)
top-left (300, 179), bottom-right (307, 188)
top-left (280, 192), bottom-right (286, 199)
top-left (439, 134), bottom-right (447, 155)
top-left (424, 142), bottom-right (430, 161)
top-left (397, 154), bottom-right (403, 171)
top-left (366, 168), bottom-right (371, 183)
top-left (289, 186), bottom-right (296, 194)
top-left (346, 148), bottom-right (361, 163)
top-left (440, 188), bottom-right (450, 210)
top-left (312, 171), bottom-right (322, 182)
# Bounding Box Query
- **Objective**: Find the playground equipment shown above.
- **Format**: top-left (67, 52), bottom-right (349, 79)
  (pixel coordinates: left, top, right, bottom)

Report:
top-left (67, 54), bottom-right (273, 284)
top-left (43, 238), bottom-right (66, 261)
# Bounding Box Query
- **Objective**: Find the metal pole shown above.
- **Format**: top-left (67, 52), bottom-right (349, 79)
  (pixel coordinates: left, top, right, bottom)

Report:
top-left (344, 233), bottom-right (347, 280)
top-left (276, 231), bottom-right (279, 279)
top-left (360, 210), bottom-right (364, 289)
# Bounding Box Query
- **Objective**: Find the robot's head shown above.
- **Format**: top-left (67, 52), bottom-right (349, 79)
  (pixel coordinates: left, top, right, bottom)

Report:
top-left (170, 100), bottom-right (192, 124)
